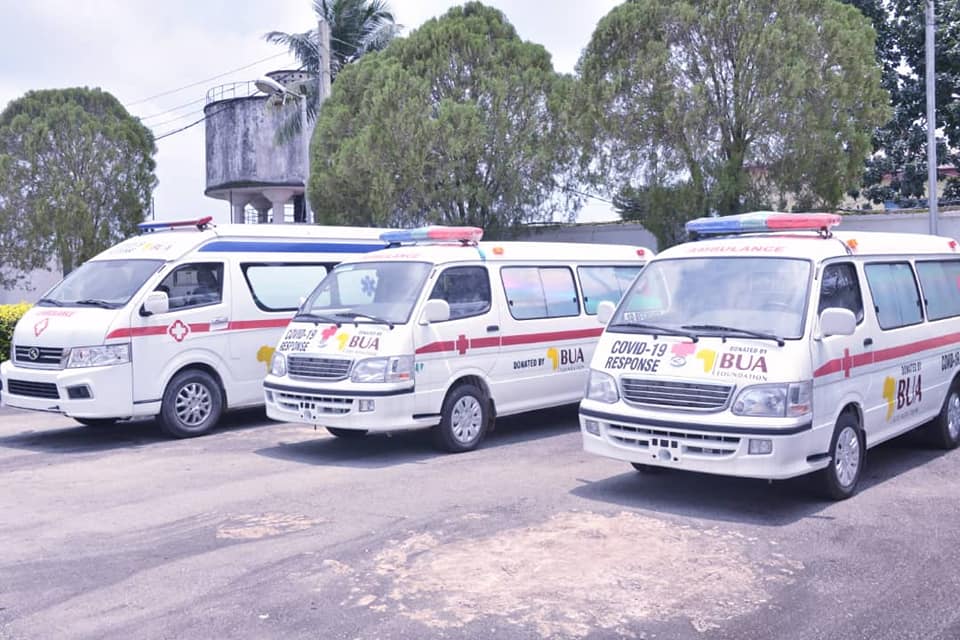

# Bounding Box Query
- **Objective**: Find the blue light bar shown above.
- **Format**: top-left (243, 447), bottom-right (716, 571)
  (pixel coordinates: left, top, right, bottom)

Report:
top-left (380, 226), bottom-right (484, 244)
top-left (138, 216), bottom-right (214, 233)
top-left (686, 212), bottom-right (841, 237)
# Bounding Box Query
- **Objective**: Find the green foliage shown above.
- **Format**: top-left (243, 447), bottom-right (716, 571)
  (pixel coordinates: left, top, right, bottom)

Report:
top-left (308, 2), bottom-right (576, 236)
top-left (0, 88), bottom-right (156, 286)
top-left (614, 183), bottom-right (701, 250)
top-left (576, 0), bottom-right (889, 223)
top-left (0, 303), bottom-right (30, 361)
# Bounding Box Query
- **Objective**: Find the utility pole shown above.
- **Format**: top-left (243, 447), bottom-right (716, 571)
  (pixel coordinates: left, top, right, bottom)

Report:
top-left (926, 0), bottom-right (938, 234)
top-left (305, 18), bottom-right (332, 223)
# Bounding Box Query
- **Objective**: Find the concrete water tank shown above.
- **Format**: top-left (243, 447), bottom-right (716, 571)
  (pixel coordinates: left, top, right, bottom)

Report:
top-left (204, 70), bottom-right (312, 223)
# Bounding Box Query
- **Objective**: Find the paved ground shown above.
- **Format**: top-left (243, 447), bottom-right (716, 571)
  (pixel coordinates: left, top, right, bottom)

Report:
top-left (0, 403), bottom-right (959, 640)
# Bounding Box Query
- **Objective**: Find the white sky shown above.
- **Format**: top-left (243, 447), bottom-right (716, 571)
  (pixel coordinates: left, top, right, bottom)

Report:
top-left (0, 0), bottom-right (620, 224)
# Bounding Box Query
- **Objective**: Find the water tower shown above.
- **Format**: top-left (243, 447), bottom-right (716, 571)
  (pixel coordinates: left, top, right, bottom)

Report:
top-left (204, 70), bottom-right (312, 223)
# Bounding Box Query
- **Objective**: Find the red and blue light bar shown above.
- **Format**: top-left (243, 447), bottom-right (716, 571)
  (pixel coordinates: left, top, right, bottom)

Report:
top-left (138, 216), bottom-right (214, 233)
top-left (380, 226), bottom-right (484, 245)
top-left (686, 212), bottom-right (841, 237)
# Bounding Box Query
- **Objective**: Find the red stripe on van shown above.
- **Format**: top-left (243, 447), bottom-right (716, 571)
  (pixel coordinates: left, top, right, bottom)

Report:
top-left (416, 327), bottom-right (604, 355)
top-left (813, 331), bottom-right (960, 378)
top-left (228, 318), bottom-right (292, 330)
top-left (106, 326), bottom-right (169, 339)
top-left (106, 318), bottom-right (292, 340)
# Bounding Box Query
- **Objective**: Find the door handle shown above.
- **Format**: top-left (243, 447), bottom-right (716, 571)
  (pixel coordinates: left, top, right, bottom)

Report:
top-left (486, 325), bottom-right (499, 333)
top-left (863, 337), bottom-right (873, 347)
top-left (210, 316), bottom-right (229, 331)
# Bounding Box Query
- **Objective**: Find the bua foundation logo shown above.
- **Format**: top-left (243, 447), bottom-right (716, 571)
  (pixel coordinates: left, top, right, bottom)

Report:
top-left (547, 346), bottom-right (585, 371)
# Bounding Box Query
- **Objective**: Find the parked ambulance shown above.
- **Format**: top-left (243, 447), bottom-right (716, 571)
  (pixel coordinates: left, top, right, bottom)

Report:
top-left (579, 211), bottom-right (960, 499)
top-left (0, 217), bottom-right (389, 437)
top-left (263, 226), bottom-right (652, 452)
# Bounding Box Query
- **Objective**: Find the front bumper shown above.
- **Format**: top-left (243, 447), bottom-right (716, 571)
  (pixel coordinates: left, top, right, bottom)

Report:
top-left (579, 402), bottom-right (832, 480)
top-left (263, 378), bottom-right (435, 432)
top-left (0, 360), bottom-right (133, 418)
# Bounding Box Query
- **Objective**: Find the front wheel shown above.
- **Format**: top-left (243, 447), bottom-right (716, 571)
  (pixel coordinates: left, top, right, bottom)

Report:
top-left (327, 427), bottom-right (368, 439)
top-left (75, 418), bottom-right (117, 428)
top-left (816, 413), bottom-right (864, 500)
top-left (925, 381), bottom-right (960, 449)
top-left (157, 369), bottom-right (223, 438)
top-left (433, 384), bottom-right (489, 453)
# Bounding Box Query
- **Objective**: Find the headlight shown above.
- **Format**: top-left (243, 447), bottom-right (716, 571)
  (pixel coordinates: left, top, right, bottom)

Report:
top-left (585, 369), bottom-right (619, 404)
top-left (270, 352), bottom-right (287, 377)
top-left (66, 343), bottom-right (131, 368)
top-left (350, 356), bottom-right (415, 383)
top-left (732, 382), bottom-right (812, 418)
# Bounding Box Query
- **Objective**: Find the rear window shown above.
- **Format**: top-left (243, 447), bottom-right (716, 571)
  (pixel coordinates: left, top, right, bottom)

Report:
top-left (242, 263), bottom-right (332, 311)
top-left (501, 267), bottom-right (580, 320)
top-left (864, 262), bottom-right (923, 329)
top-left (915, 260), bottom-right (960, 321)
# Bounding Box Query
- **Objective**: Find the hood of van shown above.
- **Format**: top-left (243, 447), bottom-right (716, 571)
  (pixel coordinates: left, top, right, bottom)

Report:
top-left (275, 321), bottom-right (404, 359)
top-left (12, 307), bottom-right (122, 352)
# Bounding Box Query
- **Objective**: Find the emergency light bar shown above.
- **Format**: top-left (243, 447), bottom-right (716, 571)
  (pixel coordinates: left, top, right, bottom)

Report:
top-left (380, 226), bottom-right (484, 245)
top-left (686, 211), bottom-right (841, 239)
top-left (138, 216), bottom-right (214, 233)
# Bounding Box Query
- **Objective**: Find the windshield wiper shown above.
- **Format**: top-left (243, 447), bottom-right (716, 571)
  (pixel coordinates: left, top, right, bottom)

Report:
top-left (607, 321), bottom-right (697, 342)
top-left (36, 297), bottom-right (63, 307)
top-left (73, 298), bottom-right (117, 309)
top-left (681, 324), bottom-right (785, 346)
top-left (293, 312), bottom-right (343, 326)
top-left (335, 310), bottom-right (395, 330)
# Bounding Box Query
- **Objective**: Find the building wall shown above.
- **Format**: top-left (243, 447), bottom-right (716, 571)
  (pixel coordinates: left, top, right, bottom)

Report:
top-left (0, 267), bottom-right (60, 305)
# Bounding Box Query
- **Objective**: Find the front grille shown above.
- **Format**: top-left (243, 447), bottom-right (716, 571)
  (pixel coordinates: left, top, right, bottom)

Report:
top-left (607, 422), bottom-right (741, 458)
top-left (14, 345), bottom-right (65, 368)
top-left (287, 356), bottom-right (352, 381)
top-left (7, 379), bottom-right (60, 399)
top-left (620, 377), bottom-right (733, 411)
top-left (274, 390), bottom-right (353, 416)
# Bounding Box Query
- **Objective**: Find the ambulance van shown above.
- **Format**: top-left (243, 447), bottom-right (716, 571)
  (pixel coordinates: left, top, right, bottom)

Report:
top-left (579, 211), bottom-right (960, 499)
top-left (263, 226), bottom-right (652, 452)
top-left (0, 217), bottom-right (389, 437)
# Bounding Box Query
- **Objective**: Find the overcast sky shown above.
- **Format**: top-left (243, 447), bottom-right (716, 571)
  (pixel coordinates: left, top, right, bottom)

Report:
top-left (0, 0), bottom-right (621, 224)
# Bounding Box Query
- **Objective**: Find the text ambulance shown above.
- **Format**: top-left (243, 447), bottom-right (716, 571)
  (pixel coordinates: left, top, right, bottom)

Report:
top-left (580, 211), bottom-right (960, 499)
top-left (0, 217), bottom-right (388, 437)
top-left (263, 226), bottom-right (652, 452)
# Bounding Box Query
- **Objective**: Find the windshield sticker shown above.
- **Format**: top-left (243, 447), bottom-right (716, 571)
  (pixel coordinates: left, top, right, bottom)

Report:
top-left (33, 318), bottom-right (50, 337)
top-left (548, 347), bottom-right (585, 371)
top-left (883, 362), bottom-right (922, 422)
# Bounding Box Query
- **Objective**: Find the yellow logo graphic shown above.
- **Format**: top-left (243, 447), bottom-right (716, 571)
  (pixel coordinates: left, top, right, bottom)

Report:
top-left (882, 376), bottom-right (896, 420)
top-left (336, 333), bottom-right (350, 351)
top-left (257, 345), bottom-right (275, 373)
top-left (546, 347), bottom-right (560, 370)
top-left (695, 348), bottom-right (717, 373)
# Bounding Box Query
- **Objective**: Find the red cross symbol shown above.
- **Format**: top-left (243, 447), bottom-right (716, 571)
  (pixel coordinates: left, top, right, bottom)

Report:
top-left (168, 319), bottom-right (190, 342)
top-left (455, 334), bottom-right (469, 355)
top-left (841, 348), bottom-right (853, 378)
top-left (33, 317), bottom-right (49, 337)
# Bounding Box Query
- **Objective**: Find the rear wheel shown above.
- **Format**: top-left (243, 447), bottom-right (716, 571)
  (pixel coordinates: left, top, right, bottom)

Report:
top-left (75, 418), bottom-right (117, 428)
top-left (327, 427), bottom-right (368, 438)
top-left (925, 381), bottom-right (960, 449)
top-left (816, 413), bottom-right (864, 500)
top-left (157, 369), bottom-right (223, 438)
top-left (433, 383), bottom-right (489, 453)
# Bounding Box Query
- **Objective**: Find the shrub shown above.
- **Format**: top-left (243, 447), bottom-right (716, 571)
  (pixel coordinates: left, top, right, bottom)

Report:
top-left (0, 303), bottom-right (31, 360)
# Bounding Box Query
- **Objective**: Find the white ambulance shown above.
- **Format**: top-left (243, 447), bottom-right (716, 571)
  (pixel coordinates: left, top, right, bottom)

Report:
top-left (0, 217), bottom-right (389, 437)
top-left (580, 211), bottom-right (960, 499)
top-left (263, 226), bottom-right (652, 452)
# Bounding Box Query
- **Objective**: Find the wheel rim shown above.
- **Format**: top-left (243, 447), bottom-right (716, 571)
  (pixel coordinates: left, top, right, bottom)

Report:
top-left (834, 425), bottom-right (861, 488)
top-left (947, 391), bottom-right (960, 440)
top-left (175, 382), bottom-right (212, 428)
top-left (450, 395), bottom-right (483, 444)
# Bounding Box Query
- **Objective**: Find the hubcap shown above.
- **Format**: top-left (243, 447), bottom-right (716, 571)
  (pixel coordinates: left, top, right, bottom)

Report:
top-left (834, 425), bottom-right (861, 488)
top-left (947, 392), bottom-right (960, 440)
top-left (175, 382), bottom-right (212, 427)
top-left (450, 395), bottom-right (483, 444)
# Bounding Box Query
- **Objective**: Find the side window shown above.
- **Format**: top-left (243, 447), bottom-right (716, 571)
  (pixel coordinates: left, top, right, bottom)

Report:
top-left (818, 263), bottom-right (864, 323)
top-left (156, 263), bottom-right (223, 310)
top-left (577, 266), bottom-right (643, 314)
top-left (242, 264), bottom-right (331, 312)
top-left (864, 262), bottom-right (923, 330)
top-left (916, 260), bottom-right (960, 321)
top-left (429, 266), bottom-right (491, 320)
top-left (501, 266), bottom-right (579, 320)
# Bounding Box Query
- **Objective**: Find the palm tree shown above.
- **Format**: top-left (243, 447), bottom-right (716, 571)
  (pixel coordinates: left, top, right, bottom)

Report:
top-left (264, 0), bottom-right (400, 136)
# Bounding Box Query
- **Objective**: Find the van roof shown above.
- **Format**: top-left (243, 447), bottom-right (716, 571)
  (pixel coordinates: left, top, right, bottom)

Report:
top-left (344, 240), bottom-right (654, 265)
top-left (90, 223), bottom-right (389, 262)
top-left (660, 230), bottom-right (960, 262)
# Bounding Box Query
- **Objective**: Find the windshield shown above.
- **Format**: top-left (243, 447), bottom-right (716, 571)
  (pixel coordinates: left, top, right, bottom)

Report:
top-left (612, 257), bottom-right (812, 340)
top-left (301, 261), bottom-right (432, 325)
top-left (38, 259), bottom-right (165, 309)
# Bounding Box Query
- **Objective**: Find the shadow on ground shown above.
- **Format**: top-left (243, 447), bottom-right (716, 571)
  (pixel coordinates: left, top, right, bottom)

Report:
top-left (571, 430), bottom-right (951, 527)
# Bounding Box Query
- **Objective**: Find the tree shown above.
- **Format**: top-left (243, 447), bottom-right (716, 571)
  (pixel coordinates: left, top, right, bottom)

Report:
top-left (307, 2), bottom-right (578, 236)
top-left (575, 0), bottom-right (889, 242)
top-left (264, 0), bottom-right (400, 137)
top-left (0, 88), bottom-right (156, 285)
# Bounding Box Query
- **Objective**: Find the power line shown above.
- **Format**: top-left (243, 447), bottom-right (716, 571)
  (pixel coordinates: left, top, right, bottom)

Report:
top-left (153, 104), bottom-right (231, 141)
top-left (137, 95), bottom-right (207, 121)
top-left (125, 51), bottom-right (289, 108)
top-left (146, 108), bottom-right (207, 129)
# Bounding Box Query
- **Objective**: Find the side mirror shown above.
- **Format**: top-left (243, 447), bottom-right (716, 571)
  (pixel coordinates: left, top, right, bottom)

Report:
top-left (819, 307), bottom-right (856, 337)
top-left (597, 300), bottom-right (616, 325)
top-left (141, 291), bottom-right (169, 317)
top-left (419, 299), bottom-right (450, 325)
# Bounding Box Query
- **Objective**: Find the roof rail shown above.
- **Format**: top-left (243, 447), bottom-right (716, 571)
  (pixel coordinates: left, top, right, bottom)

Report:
top-left (138, 216), bottom-right (214, 233)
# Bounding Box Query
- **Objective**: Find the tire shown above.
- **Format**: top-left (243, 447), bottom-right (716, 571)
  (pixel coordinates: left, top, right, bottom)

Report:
top-left (631, 462), bottom-right (666, 473)
top-left (924, 381), bottom-right (960, 449)
top-left (816, 412), bottom-right (864, 500)
top-left (157, 369), bottom-right (223, 438)
top-left (432, 383), bottom-right (489, 453)
top-left (75, 418), bottom-right (117, 428)
top-left (327, 427), bottom-right (368, 438)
